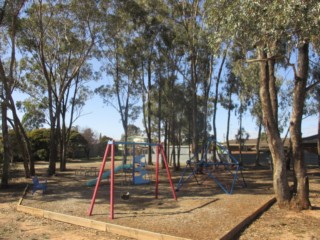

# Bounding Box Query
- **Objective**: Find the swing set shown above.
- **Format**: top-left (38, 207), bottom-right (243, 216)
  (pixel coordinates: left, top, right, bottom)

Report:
top-left (87, 141), bottom-right (177, 220)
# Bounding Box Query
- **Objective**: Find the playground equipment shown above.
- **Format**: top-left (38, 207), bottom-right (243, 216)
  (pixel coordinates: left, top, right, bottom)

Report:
top-left (131, 155), bottom-right (150, 185)
top-left (87, 141), bottom-right (177, 220)
top-left (86, 155), bottom-right (150, 186)
top-left (31, 176), bottom-right (47, 195)
top-left (176, 136), bottom-right (246, 194)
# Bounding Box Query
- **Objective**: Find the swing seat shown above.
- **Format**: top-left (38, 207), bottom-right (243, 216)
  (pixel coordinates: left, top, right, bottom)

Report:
top-left (32, 176), bottom-right (47, 195)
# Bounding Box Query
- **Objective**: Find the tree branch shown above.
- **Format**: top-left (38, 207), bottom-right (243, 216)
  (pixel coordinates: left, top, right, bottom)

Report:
top-left (306, 79), bottom-right (320, 92)
top-left (245, 55), bottom-right (284, 63)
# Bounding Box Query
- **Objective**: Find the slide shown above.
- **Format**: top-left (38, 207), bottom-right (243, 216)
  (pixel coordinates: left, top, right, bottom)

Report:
top-left (86, 164), bottom-right (132, 187)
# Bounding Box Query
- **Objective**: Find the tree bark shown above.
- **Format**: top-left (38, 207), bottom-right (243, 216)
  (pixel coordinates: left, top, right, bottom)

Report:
top-left (267, 55), bottom-right (278, 130)
top-left (191, 53), bottom-right (199, 161)
top-left (226, 91), bottom-right (232, 151)
top-left (317, 90), bottom-right (320, 167)
top-left (1, 101), bottom-right (11, 188)
top-left (289, 42), bottom-right (311, 209)
top-left (258, 48), bottom-right (291, 207)
top-left (255, 120), bottom-right (262, 166)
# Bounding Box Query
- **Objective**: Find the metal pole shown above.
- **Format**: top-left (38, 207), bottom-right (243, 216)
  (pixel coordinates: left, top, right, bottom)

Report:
top-left (160, 144), bottom-right (177, 200)
top-left (88, 143), bottom-right (110, 216)
top-left (132, 144), bottom-right (135, 184)
top-left (155, 145), bottom-right (159, 199)
top-left (110, 141), bottom-right (115, 219)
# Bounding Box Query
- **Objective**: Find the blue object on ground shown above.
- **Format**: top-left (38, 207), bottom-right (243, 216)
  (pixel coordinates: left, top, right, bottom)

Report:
top-left (32, 176), bottom-right (47, 195)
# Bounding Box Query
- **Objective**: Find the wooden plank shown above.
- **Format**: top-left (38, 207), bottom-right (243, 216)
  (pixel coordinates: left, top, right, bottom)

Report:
top-left (219, 196), bottom-right (276, 240)
top-left (43, 211), bottom-right (107, 231)
top-left (16, 205), bottom-right (44, 217)
top-left (17, 184), bottom-right (29, 206)
top-left (106, 224), bottom-right (190, 240)
top-left (16, 204), bottom-right (189, 240)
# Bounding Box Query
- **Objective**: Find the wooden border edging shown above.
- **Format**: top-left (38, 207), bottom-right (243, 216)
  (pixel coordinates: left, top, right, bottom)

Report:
top-left (219, 196), bottom-right (277, 240)
top-left (17, 184), bottom-right (29, 206)
top-left (17, 204), bottom-right (189, 240)
top-left (17, 186), bottom-right (276, 240)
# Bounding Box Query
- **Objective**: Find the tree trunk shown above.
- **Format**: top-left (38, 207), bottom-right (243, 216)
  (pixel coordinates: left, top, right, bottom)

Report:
top-left (177, 126), bottom-right (181, 170)
top-left (317, 94), bottom-right (320, 167)
top-left (267, 57), bottom-right (278, 129)
top-left (147, 58), bottom-right (152, 164)
top-left (163, 120), bottom-right (168, 169)
top-left (213, 49), bottom-right (227, 159)
top-left (289, 42), bottom-right (311, 210)
top-left (258, 47), bottom-right (291, 207)
top-left (255, 120), bottom-right (262, 166)
top-left (213, 48), bottom-right (227, 141)
top-left (191, 55), bottom-right (198, 161)
top-left (60, 123), bottom-right (67, 171)
top-left (1, 101), bottom-right (11, 188)
top-left (226, 92), bottom-right (232, 151)
top-left (238, 109), bottom-right (243, 164)
top-left (48, 126), bottom-right (58, 176)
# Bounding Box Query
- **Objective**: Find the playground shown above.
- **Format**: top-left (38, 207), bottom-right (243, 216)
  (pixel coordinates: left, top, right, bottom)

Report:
top-left (1, 146), bottom-right (320, 239)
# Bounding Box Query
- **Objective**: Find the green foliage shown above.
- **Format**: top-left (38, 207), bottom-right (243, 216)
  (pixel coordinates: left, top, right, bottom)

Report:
top-left (235, 127), bottom-right (250, 147)
top-left (17, 100), bottom-right (46, 131)
top-left (68, 130), bottom-right (89, 158)
top-left (36, 149), bottom-right (48, 161)
top-left (28, 128), bottom-right (50, 161)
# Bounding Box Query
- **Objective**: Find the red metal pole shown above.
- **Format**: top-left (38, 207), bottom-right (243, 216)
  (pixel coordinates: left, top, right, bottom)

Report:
top-left (160, 144), bottom-right (177, 200)
top-left (109, 141), bottom-right (115, 220)
top-left (88, 143), bottom-right (110, 216)
top-left (155, 145), bottom-right (159, 199)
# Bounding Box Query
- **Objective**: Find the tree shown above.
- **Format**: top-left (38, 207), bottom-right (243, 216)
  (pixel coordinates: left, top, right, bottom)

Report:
top-left (28, 128), bottom-right (50, 161)
top-left (0, 0), bottom-right (33, 185)
top-left (206, 0), bottom-right (320, 209)
top-left (19, 0), bottom-right (97, 175)
top-left (17, 99), bottom-right (46, 131)
top-left (69, 130), bottom-right (89, 159)
top-left (96, 1), bottom-right (142, 161)
top-left (80, 127), bottom-right (98, 158)
top-left (167, 0), bottom-right (213, 161)
top-left (235, 127), bottom-right (250, 151)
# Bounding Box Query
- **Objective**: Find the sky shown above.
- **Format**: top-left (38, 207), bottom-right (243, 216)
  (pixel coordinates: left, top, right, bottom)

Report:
top-left (11, 59), bottom-right (318, 143)
top-left (73, 90), bottom-right (318, 142)
top-left (72, 60), bottom-right (318, 142)
top-left (12, 86), bottom-right (317, 143)
top-left (12, 74), bottom-right (318, 143)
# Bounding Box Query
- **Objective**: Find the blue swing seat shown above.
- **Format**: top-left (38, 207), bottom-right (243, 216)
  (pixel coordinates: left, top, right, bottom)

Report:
top-left (32, 176), bottom-right (47, 195)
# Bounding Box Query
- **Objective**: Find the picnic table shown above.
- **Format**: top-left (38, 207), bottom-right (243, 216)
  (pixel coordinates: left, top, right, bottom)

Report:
top-left (75, 166), bottom-right (98, 176)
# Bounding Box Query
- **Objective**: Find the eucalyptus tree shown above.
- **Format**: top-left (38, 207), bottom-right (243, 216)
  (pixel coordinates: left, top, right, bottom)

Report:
top-left (232, 51), bottom-right (263, 164)
top-left (311, 34), bottom-right (320, 166)
top-left (119, 0), bottom-right (166, 164)
top-left (0, 0), bottom-right (33, 184)
top-left (17, 99), bottom-right (46, 131)
top-left (58, 65), bottom-right (94, 171)
top-left (96, 0), bottom-right (141, 160)
top-left (206, 0), bottom-right (320, 209)
top-left (19, 0), bottom-right (98, 175)
top-left (150, 30), bottom-right (188, 166)
top-left (219, 72), bottom-right (237, 150)
top-left (166, 0), bottom-right (215, 160)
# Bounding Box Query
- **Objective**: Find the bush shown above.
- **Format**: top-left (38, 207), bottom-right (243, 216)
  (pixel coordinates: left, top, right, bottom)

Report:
top-left (36, 149), bottom-right (48, 161)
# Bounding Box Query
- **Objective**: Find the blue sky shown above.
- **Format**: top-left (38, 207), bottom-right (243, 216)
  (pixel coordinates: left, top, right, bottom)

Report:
top-left (12, 83), bottom-right (317, 142)
top-left (72, 60), bottom-right (318, 142)
top-left (73, 92), bottom-right (318, 142)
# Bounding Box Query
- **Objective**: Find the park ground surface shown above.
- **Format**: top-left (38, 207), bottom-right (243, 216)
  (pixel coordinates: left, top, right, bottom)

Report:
top-left (0, 153), bottom-right (320, 240)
